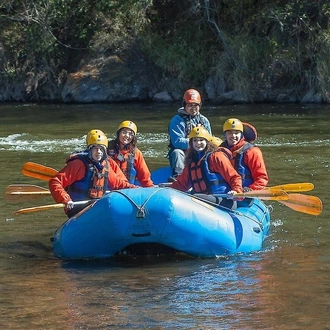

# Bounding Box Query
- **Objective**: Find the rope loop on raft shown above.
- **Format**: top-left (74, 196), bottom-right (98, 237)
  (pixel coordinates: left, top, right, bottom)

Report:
top-left (111, 188), bottom-right (165, 218)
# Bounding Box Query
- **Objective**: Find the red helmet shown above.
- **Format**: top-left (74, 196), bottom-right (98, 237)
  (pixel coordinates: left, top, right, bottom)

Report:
top-left (183, 89), bottom-right (201, 104)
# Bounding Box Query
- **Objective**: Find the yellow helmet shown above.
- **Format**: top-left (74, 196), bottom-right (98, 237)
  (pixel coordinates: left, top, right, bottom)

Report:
top-left (223, 118), bottom-right (243, 132)
top-left (117, 120), bottom-right (137, 135)
top-left (188, 127), bottom-right (211, 141)
top-left (209, 136), bottom-right (223, 147)
top-left (86, 129), bottom-right (108, 148)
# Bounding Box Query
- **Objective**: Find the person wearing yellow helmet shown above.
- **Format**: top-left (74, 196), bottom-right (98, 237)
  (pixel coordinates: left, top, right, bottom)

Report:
top-left (107, 120), bottom-right (154, 187)
top-left (209, 136), bottom-right (223, 148)
top-left (171, 127), bottom-right (242, 202)
top-left (49, 129), bottom-right (138, 218)
top-left (167, 89), bottom-right (212, 180)
top-left (222, 118), bottom-right (269, 191)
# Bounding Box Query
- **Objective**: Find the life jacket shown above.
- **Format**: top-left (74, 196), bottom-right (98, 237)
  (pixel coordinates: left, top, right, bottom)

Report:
top-left (189, 150), bottom-right (231, 194)
top-left (233, 142), bottom-right (254, 187)
top-left (168, 109), bottom-right (210, 151)
top-left (108, 142), bottom-right (137, 184)
top-left (65, 153), bottom-right (109, 201)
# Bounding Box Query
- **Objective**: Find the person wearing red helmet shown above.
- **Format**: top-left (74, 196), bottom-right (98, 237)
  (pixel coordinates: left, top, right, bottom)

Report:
top-left (221, 118), bottom-right (269, 191)
top-left (167, 89), bottom-right (212, 181)
top-left (49, 129), bottom-right (138, 217)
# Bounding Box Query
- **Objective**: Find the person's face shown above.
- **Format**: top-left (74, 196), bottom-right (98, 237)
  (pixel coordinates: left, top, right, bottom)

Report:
top-left (185, 103), bottom-right (200, 116)
top-left (192, 137), bottom-right (207, 152)
top-left (224, 130), bottom-right (242, 147)
top-left (119, 128), bottom-right (134, 145)
top-left (90, 145), bottom-right (105, 162)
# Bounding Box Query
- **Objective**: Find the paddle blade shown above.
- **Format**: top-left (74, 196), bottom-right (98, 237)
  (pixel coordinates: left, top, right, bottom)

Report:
top-left (239, 189), bottom-right (289, 201)
top-left (22, 162), bottom-right (58, 181)
top-left (279, 194), bottom-right (323, 216)
top-left (270, 182), bottom-right (314, 193)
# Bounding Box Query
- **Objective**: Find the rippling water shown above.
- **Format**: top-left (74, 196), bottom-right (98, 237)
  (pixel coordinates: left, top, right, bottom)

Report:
top-left (0, 102), bottom-right (329, 329)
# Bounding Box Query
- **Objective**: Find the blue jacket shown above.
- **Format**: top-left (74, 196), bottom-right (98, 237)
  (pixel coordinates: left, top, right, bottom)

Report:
top-left (168, 108), bottom-right (212, 151)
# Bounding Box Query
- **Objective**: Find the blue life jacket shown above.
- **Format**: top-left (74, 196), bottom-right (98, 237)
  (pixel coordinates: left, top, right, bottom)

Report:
top-left (127, 153), bottom-right (137, 184)
top-left (66, 154), bottom-right (109, 201)
top-left (234, 142), bottom-right (254, 187)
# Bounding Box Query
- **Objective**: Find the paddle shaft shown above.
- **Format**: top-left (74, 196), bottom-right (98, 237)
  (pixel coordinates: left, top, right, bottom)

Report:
top-left (10, 191), bottom-right (51, 195)
top-left (215, 189), bottom-right (289, 201)
top-left (13, 200), bottom-right (92, 215)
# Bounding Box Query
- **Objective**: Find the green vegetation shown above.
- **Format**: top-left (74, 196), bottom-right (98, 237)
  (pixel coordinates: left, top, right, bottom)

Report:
top-left (1, 0), bottom-right (330, 102)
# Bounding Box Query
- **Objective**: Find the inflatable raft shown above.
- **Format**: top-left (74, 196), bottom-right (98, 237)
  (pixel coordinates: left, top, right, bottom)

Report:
top-left (52, 187), bottom-right (271, 259)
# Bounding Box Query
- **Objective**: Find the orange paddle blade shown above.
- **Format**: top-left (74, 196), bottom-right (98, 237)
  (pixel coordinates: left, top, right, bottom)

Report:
top-left (22, 162), bottom-right (58, 181)
top-left (279, 193), bottom-right (323, 216)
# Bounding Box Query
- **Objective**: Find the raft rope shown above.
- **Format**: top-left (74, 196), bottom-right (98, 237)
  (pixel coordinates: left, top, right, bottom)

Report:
top-left (110, 188), bottom-right (166, 218)
top-left (179, 189), bottom-right (268, 229)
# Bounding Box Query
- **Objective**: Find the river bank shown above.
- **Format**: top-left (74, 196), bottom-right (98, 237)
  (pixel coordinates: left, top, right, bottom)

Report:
top-left (2, 52), bottom-right (324, 105)
top-left (2, 2), bottom-right (329, 105)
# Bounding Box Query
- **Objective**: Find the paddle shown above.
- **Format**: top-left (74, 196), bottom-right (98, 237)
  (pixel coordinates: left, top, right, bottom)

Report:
top-left (18, 162), bottom-right (320, 214)
top-left (5, 184), bottom-right (50, 195)
top-left (4, 183), bottom-right (113, 201)
top-left (21, 162), bottom-right (315, 195)
top-left (278, 193), bottom-right (323, 216)
top-left (5, 184), bottom-right (51, 203)
top-left (215, 189), bottom-right (289, 201)
top-left (13, 200), bottom-right (91, 215)
top-left (22, 162), bottom-right (58, 181)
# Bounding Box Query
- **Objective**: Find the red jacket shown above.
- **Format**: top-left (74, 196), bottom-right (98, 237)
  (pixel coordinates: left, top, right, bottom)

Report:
top-left (109, 146), bottom-right (154, 187)
top-left (49, 157), bottom-right (138, 204)
top-left (230, 138), bottom-right (269, 190)
top-left (171, 151), bottom-right (242, 193)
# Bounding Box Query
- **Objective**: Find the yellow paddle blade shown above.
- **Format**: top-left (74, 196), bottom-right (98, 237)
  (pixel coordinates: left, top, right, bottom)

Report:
top-left (279, 194), bottom-right (323, 216)
top-left (237, 189), bottom-right (289, 201)
top-left (13, 203), bottom-right (65, 215)
top-left (269, 182), bottom-right (314, 193)
top-left (22, 162), bottom-right (58, 181)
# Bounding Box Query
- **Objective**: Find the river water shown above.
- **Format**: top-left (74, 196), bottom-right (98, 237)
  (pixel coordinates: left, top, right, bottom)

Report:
top-left (0, 102), bottom-right (329, 329)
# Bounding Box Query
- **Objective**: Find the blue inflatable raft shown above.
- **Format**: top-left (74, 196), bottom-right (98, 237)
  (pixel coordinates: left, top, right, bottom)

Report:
top-left (52, 187), bottom-right (271, 259)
